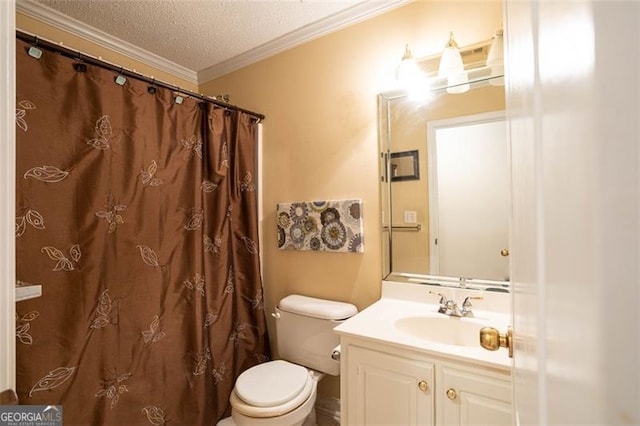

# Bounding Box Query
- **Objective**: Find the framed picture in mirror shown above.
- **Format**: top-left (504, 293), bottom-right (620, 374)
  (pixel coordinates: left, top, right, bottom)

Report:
top-left (390, 150), bottom-right (419, 181)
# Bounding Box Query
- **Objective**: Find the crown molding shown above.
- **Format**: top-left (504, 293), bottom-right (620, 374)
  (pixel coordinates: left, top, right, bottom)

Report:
top-left (198, 0), bottom-right (411, 84)
top-left (15, 0), bottom-right (411, 87)
top-left (15, 0), bottom-right (198, 85)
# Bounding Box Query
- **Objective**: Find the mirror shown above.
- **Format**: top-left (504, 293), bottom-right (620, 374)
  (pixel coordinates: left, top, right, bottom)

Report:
top-left (379, 46), bottom-right (509, 291)
top-left (390, 150), bottom-right (420, 181)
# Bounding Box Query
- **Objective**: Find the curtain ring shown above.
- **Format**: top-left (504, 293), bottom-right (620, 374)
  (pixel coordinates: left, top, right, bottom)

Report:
top-left (73, 62), bottom-right (87, 73)
top-left (147, 78), bottom-right (157, 95)
top-left (71, 48), bottom-right (87, 72)
top-left (27, 37), bottom-right (43, 59)
top-left (114, 68), bottom-right (127, 86)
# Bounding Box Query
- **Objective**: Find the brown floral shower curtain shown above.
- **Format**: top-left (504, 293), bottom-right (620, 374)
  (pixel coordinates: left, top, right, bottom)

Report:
top-left (14, 39), bottom-right (270, 425)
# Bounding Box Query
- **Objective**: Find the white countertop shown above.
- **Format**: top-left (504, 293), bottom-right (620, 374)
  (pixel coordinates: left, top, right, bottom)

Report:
top-left (334, 281), bottom-right (512, 370)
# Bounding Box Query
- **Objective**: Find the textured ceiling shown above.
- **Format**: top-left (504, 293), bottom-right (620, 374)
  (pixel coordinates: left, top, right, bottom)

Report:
top-left (29, 0), bottom-right (399, 80)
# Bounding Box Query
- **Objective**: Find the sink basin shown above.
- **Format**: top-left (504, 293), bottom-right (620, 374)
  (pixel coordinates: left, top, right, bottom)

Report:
top-left (394, 315), bottom-right (485, 347)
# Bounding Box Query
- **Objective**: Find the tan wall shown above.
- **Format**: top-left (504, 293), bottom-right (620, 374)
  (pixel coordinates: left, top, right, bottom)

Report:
top-left (16, 12), bottom-right (198, 92)
top-left (200, 0), bottom-right (502, 398)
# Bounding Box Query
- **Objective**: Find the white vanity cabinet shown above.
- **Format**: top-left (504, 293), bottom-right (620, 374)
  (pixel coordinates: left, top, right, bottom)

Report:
top-left (439, 364), bottom-right (512, 426)
top-left (346, 344), bottom-right (435, 425)
top-left (340, 337), bottom-right (511, 426)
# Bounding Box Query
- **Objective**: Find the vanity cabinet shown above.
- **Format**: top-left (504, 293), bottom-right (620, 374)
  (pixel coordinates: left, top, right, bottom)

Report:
top-left (341, 337), bottom-right (511, 426)
top-left (346, 345), bottom-right (435, 425)
top-left (440, 365), bottom-right (512, 426)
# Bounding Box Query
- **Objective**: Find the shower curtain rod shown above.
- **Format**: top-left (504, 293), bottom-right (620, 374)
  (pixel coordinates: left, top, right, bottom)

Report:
top-left (16, 30), bottom-right (266, 122)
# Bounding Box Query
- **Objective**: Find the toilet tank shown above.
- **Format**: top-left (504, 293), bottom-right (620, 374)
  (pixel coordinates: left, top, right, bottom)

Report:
top-left (275, 295), bottom-right (357, 376)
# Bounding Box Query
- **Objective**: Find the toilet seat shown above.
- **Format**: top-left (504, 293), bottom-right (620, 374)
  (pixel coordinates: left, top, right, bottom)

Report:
top-left (231, 361), bottom-right (313, 418)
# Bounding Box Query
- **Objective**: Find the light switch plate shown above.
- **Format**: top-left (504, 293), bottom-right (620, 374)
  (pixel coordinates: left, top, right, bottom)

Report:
top-left (404, 210), bottom-right (417, 223)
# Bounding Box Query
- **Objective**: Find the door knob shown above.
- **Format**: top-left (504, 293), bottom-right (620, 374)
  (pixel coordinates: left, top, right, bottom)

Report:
top-left (446, 388), bottom-right (457, 400)
top-left (479, 326), bottom-right (513, 358)
top-left (418, 380), bottom-right (428, 392)
top-left (500, 248), bottom-right (510, 257)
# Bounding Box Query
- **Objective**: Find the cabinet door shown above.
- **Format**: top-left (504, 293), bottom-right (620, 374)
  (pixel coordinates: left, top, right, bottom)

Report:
top-left (440, 366), bottom-right (512, 426)
top-left (346, 345), bottom-right (434, 425)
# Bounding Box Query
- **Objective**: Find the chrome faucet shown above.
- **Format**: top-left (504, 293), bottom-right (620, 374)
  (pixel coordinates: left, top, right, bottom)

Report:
top-left (461, 295), bottom-right (484, 318)
top-left (429, 291), bottom-right (483, 317)
top-left (445, 298), bottom-right (465, 317)
top-left (429, 291), bottom-right (448, 314)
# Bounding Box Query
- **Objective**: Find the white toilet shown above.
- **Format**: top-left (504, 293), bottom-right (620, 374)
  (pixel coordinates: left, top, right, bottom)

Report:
top-left (217, 294), bottom-right (357, 426)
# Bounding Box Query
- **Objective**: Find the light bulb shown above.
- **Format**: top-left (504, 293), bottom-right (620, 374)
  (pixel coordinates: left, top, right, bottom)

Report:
top-left (438, 32), bottom-right (465, 78)
top-left (397, 45), bottom-right (421, 88)
top-left (447, 72), bottom-right (470, 94)
top-left (486, 28), bottom-right (504, 68)
top-left (487, 28), bottom-right (505, 86)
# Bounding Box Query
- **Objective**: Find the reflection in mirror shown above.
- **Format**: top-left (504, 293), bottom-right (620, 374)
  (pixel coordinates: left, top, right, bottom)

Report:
top-left (390, 150), bottom-right (419, 181)
top-left (380, 74), bottom-right (509, 291)
top-left (428, 112), bottom-right (509, 281)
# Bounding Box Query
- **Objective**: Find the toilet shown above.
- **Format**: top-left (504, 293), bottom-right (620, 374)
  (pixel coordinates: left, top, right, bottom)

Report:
top-left (217, 294), bottom-right (357, 426)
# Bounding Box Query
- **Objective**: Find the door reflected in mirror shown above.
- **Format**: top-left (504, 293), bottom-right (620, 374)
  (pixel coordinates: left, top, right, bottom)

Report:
top-left (379, 78), bottom-right (509, 289)
top-left (428, 112), bottom-right (509, 281)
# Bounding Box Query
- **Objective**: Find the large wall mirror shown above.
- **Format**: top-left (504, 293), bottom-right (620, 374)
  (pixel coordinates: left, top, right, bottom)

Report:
top-left (379, 42), bottom-right (509, 291)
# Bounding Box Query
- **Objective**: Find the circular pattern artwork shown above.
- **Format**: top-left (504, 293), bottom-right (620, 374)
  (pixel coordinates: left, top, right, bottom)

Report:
top-left (276, 199), bottom-right (364, 253)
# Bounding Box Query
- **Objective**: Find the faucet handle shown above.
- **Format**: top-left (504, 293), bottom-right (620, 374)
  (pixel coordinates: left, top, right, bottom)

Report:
top-left (462, 295), bottom-right (484, 308)
top-left (461, 295), bottom-right (483, 317)
top-left (429, 290), bottom-right (448, 314)
top-left (429, 290), bottom-right (447, 303)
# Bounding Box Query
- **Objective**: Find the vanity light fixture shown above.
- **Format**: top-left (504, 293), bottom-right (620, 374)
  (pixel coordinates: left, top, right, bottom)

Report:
top-left (397, 44), bottom-right (421, 87)
top-left (486, 27), bottom-right (505, 86)
top-left (396, 44), bottom-right (430, 100)
top-left (438, 32), bottom-right (469, 94)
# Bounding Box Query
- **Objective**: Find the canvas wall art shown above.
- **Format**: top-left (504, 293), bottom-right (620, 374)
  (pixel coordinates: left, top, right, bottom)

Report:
top-left (277, 199), bottom-right (364, 253)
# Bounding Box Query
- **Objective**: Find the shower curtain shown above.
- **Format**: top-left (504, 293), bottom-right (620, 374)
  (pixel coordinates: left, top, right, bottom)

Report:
top-left (14, 39), bottom-right (270, 425)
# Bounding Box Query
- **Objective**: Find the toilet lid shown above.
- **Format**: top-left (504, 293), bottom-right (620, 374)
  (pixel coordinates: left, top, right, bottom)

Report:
top-left (235, 360), bottom-right (309, 407)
